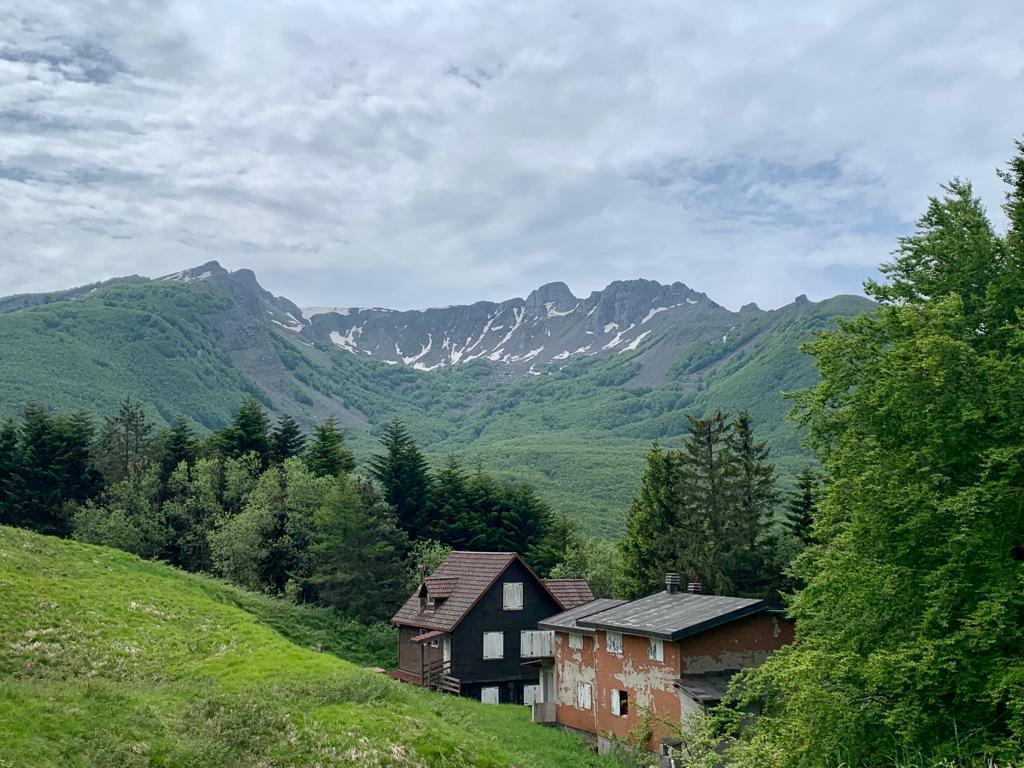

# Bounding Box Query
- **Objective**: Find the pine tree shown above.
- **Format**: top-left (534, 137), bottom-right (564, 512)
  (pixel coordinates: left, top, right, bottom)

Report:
top-left (269, 414), bottom-right (306, 464)
top-left (726, 410), bottom-right (780, 596)
top-left (212, 398), bottom-right (271, 467)
top-left (783, 467), bottom-right (820, 545)
top-left (0, 418), bottom-right (21, 526)
top-left (17, 404), bottom-right (68, 534)
top-left (675, 411), bottom-right (734, 593)
top-left (310, 475), bottom-right (410, 622)
top-left (303, 417), bottom-right (355, 477)
top-left (368, 419), bottom-right (431, 534)
top-left (619, 442), bottom-right (684, 598)
top-left (424, 455), bottom-right (482, 547)
top-left (93, 398), bottom-right (154, 485)
top-left (157, 416), bottom-right (199, 486)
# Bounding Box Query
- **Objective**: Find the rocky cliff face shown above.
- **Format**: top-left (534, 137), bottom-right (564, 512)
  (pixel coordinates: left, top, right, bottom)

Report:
top-left (293, 277), bottom-right (757, 379)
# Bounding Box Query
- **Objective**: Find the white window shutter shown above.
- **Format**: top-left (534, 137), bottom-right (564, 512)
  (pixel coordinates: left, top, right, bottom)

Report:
top-left (648, 637), bottom-right (664, 661)
top-left (523, 684), bottom-right (540, 706)
top-left (503, 582), bottom-right (523, 610)
top-left (483, 631), bottom-right (504, 659)
top-left (607, 631), bottom-right (622, 654)
top-left (577, 682), bottom-right (592, 710)
top-left (569, 632), bottom-right (583, 650)
top-left (611, 689), bottom-right (621, 716)
top-left (481, 686), bottom-right (499, 704)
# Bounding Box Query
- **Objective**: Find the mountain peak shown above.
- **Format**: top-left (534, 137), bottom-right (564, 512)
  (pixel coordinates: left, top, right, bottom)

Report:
top-left (525, 281), bottom-right (577, 310)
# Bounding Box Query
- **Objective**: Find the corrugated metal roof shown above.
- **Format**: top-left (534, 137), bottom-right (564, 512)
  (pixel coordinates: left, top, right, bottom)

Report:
top-left (576, 591), bottom-right (765, 640)
top-left (674, 671), bottom-right (738, 702)
top-left (543, 579), bottom-right (596, 609)
top-left (538, 598), bottom-right (628, 634)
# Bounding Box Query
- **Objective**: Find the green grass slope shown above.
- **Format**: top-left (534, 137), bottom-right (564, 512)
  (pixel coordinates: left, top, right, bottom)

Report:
top-left (0, 526), bottom-right (617, 768)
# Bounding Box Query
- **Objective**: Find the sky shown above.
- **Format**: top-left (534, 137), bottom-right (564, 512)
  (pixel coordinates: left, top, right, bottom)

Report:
top-left (1, 1), bottom-right (1022, 311)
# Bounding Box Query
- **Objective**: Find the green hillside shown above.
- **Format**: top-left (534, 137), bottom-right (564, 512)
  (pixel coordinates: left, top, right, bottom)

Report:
top-left (0, 525), bottom-right (617, 767)
top-left (0, 275), bottom-right (874, 536)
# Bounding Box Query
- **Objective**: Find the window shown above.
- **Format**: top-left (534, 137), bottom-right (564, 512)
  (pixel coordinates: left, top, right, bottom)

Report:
top-left (606, 631), bottom-right (623, 655)
top-left (481, 686), bottom-right (499, 704)
top-left (648, 637), bottom-right (664, 662)
top-left (430, 638), bottom-right (440, 648)
top-left (503, 582), bottom-right (524, 610)
top-left (611, 689), bottom-right (629, 717)
top-left (520, 630), bottom-right (554, 658)
top-left (576, 682), bottom-right (592, 710)
top-left (568, 632), bottom-right (583, 650)
top-left (483, 631), bottom-right (504, 660)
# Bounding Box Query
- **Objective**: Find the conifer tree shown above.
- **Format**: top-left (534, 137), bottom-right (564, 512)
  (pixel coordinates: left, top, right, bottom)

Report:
top-left (93, 398), bottom-right (154, 485)
top-left (310, 475), bottom-right (409, 622)
top-left (368, 419), bottom-right (431, 534)
top-left (425, 455), bottom-right (482, 547)
top-left (726, 410), bottom-right (780, 595)
top-left (18, 404), bottom-right (70, 534)
top-left (269, 414), bottom-right (306, 464)
top-left (157, 416), bottom-right (199, 486)
top-left (0, 418), bottom-right (21, 525)
top-left (212, 398), bottom-right (271, 467)
top-left (304, 417), bottom-right (355, 477)
top-left (783, 467), bottom-right (820, 545)
top-left (619, 442), bottom-right (683, 598)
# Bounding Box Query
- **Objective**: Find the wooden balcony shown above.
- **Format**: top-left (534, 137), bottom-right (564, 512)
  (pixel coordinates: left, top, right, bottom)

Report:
top-left (422, 658), bottom-right (460, 695)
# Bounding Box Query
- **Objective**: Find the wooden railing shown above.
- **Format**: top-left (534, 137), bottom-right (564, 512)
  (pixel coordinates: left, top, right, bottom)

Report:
top-left (422, 659), bottom-right (460, 695)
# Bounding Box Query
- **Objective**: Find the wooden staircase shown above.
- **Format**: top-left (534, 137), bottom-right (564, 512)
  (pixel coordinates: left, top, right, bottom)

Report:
top-left (422, 659), bottom-right (460, 695)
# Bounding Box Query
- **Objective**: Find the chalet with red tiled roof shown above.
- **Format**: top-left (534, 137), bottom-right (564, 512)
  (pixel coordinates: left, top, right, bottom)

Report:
top-left (390, 551), bottom-right (587, 704)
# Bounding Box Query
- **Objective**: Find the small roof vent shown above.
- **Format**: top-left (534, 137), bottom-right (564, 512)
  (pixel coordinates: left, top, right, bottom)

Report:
top-left (687, 582), bottom-right (703, 594)
top-left (665, 573), bottom-right (680, 594)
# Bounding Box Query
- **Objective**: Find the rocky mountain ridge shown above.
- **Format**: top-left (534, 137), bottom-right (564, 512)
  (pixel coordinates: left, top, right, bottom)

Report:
top-left (159, 261), bottom-right (814, 383)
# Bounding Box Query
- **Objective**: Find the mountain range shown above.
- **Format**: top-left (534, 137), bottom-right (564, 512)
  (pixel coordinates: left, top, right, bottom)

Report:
top-left (0, 261), bottom-right (874, 535)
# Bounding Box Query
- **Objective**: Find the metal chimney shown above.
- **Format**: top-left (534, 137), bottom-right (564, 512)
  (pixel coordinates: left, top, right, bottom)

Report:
top-left (687, 582), bottom-right (703, 594)
top-left (665, 573), bottom-right (680, 594)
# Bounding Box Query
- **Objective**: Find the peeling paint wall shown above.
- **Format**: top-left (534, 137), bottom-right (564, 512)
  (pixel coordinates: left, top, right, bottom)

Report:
top-left (550, 613), bottom-right (796, 753)
top-left (553, 631), bottom-right (599, 733)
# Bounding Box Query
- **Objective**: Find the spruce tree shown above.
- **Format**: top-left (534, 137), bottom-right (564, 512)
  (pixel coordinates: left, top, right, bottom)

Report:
top-left (368, 419), bottom-right (431, 534)
top-left (0, 418), bottom-right (21, 526)
top-left (619, 442), bottom-right (684, 598)
top-left (304, 417), bottom-right (355, 477)
top-left (157, 416), bottom-right (198, 485)
top-left (310, 475), bottom-right (410, 622)
top-left (675, 411), bottom-right (734, 593)
top-left (93, 398), bottom-right (154, 485)
top-left (212, 398), bottom-right (271, 467)
top-left (269, 414), bottom-right (306, 464)
top-left (425, 455), bottom-right (482, 547)
top-left (17, 404), bottom-right (68, 534)
top-left (783, 467), bottom-right (820, 545)
top-left (726, 410), bottom-right (780, 596)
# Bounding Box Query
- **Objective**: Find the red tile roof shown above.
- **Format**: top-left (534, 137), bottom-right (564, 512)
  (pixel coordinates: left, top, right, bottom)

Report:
top-left (392, 551), bottom-right (519, 632)
top-left (544, 579), bottom-right (595, 609)
top-left (423, 576), bottom-right (459, 599)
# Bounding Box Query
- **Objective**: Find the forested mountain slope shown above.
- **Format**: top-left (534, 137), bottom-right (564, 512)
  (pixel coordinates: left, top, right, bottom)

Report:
top-left (0, 525), bottom-right (614, 767)
top-left (0, 263), bottom-right (874, 535)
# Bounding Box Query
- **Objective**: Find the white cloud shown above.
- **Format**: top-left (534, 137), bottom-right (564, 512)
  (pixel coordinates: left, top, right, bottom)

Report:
top-left (0, 0), bottom-right (1022, 309)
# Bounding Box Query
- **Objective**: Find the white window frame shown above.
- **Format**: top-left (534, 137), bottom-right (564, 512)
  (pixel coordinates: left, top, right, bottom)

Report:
top-left (606, 631), bottom-right (623, 655)
top-left (568, 632), bottom-right (583, 650)
top-left (481, 686), bottom-right (499, 704)
top-left (483, 631), bottom-right (504, 660)
top-left (611, 689), bottom-right (629, 717)
top-left (503, 582), bottom-right (524, 610)
top-left (648, 637), bottom-right (664, 662)
top-left (576, 682), bottom-right (592, 710)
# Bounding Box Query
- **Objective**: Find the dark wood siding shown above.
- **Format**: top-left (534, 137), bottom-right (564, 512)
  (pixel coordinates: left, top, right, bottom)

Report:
top-left (449, 559), bottom-right (562, 702)
top-left (398, 625), bottom-right (442, 677)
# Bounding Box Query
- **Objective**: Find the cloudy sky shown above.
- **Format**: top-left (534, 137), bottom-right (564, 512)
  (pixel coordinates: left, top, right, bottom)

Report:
top-left (1, 1), bottom-right (1022, 310)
